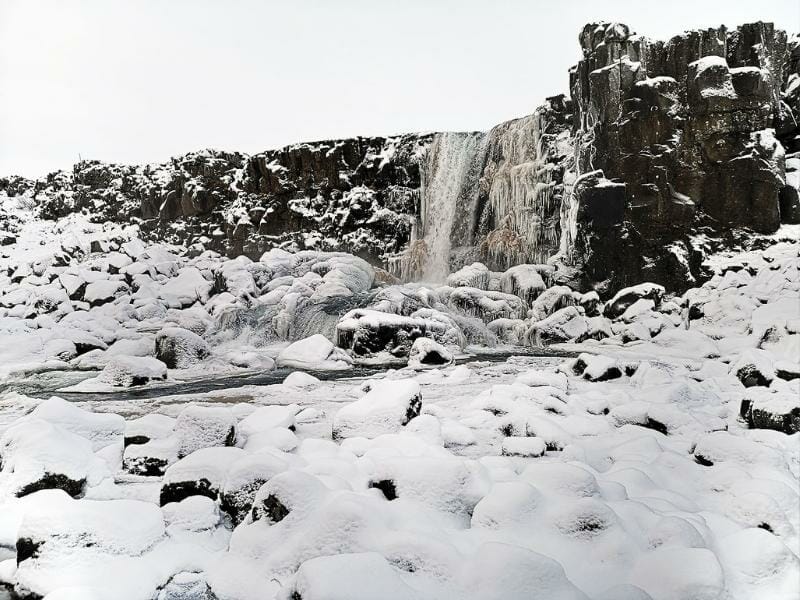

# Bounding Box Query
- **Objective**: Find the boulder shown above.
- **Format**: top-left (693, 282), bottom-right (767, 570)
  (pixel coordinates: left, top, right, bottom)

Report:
top-left (160, 446), bottom-right (246, 506)
top-left (0, 419), bottom-right (109, 498)
top-left (97, 355), bottom-right (168, 387)
top-left (528, 306), bottom-right (588, 345)
top-left (155, 327), bottom-right (210, 368)
top-left (336, 309), bottom-right (458, 358)
top-left (731, 349), bottom-right (776, 387)
top-left (220, 452), bottom-right (291, 525)
top-left (741, 387), bottom-right (800, 434)
top-left (332, 380), bottom-right (422, 439)
top-left (174, 405), bottom-right (237, 458)
top-left (276, 334), bottom-right (353, 370)
top-left (407, 337), bottom-right (454, 369)
top-left (447, 262), bottom-right (490, 289)
top-left (604, 283), bottom-right (665, 319)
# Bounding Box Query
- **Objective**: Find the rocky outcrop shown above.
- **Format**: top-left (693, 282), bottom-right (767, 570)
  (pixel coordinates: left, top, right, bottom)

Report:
top-left (20, 137), bottom-right (431, 264)
top-left (557, 21), bottom-right (799, 293)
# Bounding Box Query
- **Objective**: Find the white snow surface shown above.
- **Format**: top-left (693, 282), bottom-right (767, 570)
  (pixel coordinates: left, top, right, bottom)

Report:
top-left (0, 197), bottom-right (798, 599)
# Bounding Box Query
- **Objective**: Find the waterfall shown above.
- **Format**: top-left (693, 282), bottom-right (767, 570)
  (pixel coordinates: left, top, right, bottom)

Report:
top-left (388, 109), bottom-right (563, 281)
top-left (483, 111), bottom-right (557, 268)
top-left (419, 132), bottom-right (486, 282)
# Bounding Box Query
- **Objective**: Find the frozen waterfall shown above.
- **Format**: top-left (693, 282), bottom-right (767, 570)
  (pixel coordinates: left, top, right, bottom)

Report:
top-left (483, 111), bottom-right (557, 268)
top-left (391, 109), bottom-right (560, 281)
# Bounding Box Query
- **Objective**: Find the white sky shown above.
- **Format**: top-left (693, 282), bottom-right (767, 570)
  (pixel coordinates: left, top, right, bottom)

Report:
top-left (1, 0), bottom-right (798, 177)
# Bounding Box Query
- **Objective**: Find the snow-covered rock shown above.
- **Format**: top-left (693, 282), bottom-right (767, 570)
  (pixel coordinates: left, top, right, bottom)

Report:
top-left (332, 380), bottom-right (422, 439)
top-left (174, 405), bottom-right (237, 458)
top-left (161, 446), bottom-right (246, 505)
top-left (155, 327), bottom-right (210, 368)
top-left (407, 337), bottom-right (454, 369)
top-left (97, 355), bottom-right (168, 387)
top-left (276, 334), bottom-right (353, 370)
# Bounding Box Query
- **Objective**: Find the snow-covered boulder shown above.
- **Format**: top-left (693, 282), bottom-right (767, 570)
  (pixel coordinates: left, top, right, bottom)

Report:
top-left (155, 326), bottom-right (210, 368)
top-left (742, 387), bottom-right (800, 434)
top-left (29, 397), bottom-right (124, 451)
top-left (160, 446), bottom-right (246, 506)
top-left (159, 266), bottom-right (214, 306)
top-left (501, 436), bottom-right (546, 458)
top-left (283, 371), bottom-right (321, 388)
top-left (499, 265), bottom-right (547, 304)
top-left (570, 353), bottom-right (623, 382)
top-left (249, 469), bottom-right (328, 524)
top-left (289, 552), bottom-right (421, 600)
top-left (124, 413), bottom-right (175, 446)
top-left (528, 306), bottom-right (588, 345)
top-left (731, 349), bottom-right (776, 387)
top-left (0, 419), bottom-right (109, 497)
top-left (123, 437), bottom-right (180, 476)
top-left (13, 490), bottom-right (165, 598)
top-left (332, 380), bottom-right (422, 439)
top-left (276, 334), bottom-right (353, 370)
top-left (174, 405), bottom-right (237, 458)
top-left (336, 309), bottom-right (459, 358)
top-left (97, 355), bottom-right (168, 387)
top-left (83, 279), bottom-right (129, 307)
top-left (447, 287), bottom-right (527, 322)
top-left (604, 283), bottom-right (665, 319)
top-left (220, 452), bottom-right (291, 525)
top-left (366, 456), bottom-right (490, 518)
top-left (447, 262), bottom-right (490, 289)
top-left (529, 286), bottom-right (577, 321)
top-left (407, 337), bottom-right (454, 369)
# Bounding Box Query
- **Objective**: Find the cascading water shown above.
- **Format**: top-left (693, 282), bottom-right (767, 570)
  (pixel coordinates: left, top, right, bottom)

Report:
top-left (483, 111), bottom-right (558, 268)
top-left (418, 132), bottom-right (486, 282)
top-left (389, 109), bottom-right (564, 281)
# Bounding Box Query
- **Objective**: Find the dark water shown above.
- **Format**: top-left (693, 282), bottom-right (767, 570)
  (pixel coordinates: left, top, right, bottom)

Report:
top-left (4, 347), bottom-right (575, 403)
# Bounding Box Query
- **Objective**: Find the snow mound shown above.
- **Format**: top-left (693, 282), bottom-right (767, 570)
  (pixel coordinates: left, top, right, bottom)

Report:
top-left (333, 380), bottom-right (422, 439)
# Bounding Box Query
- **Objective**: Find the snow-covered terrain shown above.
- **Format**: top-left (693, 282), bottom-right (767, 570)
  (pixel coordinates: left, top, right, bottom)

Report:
top-left (0, 182), bottom-right (798, 600)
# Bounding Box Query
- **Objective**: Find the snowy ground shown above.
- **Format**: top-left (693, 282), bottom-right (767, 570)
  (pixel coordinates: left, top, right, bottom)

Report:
top-left (0, 195), bottom-right (798, 599)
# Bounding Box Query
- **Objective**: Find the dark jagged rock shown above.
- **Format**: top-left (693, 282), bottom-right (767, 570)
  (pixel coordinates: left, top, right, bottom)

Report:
top-left (558, 21), bottom-right (798, 293)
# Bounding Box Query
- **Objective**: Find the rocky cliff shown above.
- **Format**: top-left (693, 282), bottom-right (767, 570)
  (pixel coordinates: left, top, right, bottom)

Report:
top-left (2, 21), bottom-right (798, 296)
top-left (558, 21), bottom-right (800, 293)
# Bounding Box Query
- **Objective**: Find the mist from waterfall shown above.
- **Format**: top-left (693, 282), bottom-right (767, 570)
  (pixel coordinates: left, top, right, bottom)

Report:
top-left (419, 131), bottom-right (486, 282)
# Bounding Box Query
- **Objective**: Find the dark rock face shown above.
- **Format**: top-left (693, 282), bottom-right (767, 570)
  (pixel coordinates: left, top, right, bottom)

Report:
top-left (28, 137), bottom-right (430, 264)
top-left (160, 478), bottom-right (218, 506)
top-left (16, 473), bottom-right (85, 499)
top-left (558, 21), bottom-right (798, 292)
top-left (251, 493), bottom-right (290, 523)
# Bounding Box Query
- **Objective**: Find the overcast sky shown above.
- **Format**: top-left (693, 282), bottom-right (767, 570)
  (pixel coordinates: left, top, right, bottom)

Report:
top-left (1, 0), bottom-right (797, 177)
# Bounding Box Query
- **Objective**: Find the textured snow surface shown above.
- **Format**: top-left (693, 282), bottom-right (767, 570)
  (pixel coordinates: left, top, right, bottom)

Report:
top-left (0, 197), bottom-right (798, 598)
